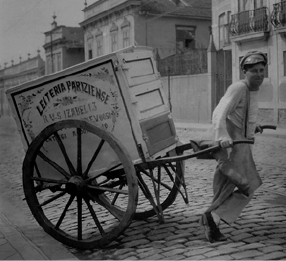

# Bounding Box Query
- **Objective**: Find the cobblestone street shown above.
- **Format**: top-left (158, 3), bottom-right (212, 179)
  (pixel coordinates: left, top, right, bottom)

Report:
top-left (0, 116), bottom-right (286, 260)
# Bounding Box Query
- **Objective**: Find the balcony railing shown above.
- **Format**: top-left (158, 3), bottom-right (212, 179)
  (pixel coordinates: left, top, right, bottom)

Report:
top-left (230, 7), bottom-right (269, 37)
top-left (271, 0), bottom-right (286, 28)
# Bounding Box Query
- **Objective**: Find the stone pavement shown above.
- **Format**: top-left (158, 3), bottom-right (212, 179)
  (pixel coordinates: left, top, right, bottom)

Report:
top-left (0, 116), bottom-right (286, 260)
top-left (69, 123), bottom-right (286, 260)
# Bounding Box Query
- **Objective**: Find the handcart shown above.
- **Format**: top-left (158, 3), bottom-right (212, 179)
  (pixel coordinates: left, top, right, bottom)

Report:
top-left (6, 46), bottom-right (258, 250)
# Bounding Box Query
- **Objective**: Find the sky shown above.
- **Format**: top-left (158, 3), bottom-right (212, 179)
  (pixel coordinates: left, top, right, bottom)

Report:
top-left (0, 0), bottom-right (96, 69)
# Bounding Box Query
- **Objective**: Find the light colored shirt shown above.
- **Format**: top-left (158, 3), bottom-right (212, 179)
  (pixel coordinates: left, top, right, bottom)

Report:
top-left (212, 81), bottom-right (259, 141)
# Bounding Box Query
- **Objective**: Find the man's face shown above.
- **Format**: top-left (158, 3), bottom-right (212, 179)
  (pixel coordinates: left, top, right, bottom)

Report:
top-left (245, 63), bottom-right (265, 91)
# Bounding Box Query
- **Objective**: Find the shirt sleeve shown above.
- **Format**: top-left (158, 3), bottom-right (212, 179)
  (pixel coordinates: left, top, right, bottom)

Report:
top-left (212, 82), bottom-right (246, 141)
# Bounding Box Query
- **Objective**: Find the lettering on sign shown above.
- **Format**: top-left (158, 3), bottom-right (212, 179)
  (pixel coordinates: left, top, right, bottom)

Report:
top-left (36, 81), bottom-right (110, 116)
top-left (15, 65), bottom-right (121, 142)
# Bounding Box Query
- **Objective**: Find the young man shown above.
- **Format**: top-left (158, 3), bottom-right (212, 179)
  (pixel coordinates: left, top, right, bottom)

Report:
top-left (201, 51), bottom-right (267, 243)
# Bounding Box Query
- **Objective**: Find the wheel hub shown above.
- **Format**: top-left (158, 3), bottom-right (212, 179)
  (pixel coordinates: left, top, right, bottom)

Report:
top-left (66, 176), bottom-right (86, 195)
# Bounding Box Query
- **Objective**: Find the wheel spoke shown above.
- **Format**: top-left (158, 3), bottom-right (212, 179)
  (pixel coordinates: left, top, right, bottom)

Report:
top-left (138, 167), bottom-right (172, 191)
top-left (111, 183), bottom-right (124, 205)
top-left (77, 128), bottom-right (82, 175)
top-left (84, 198), bottom-right (105, 236)
top-left (34, 164), bottom-right (42, 178)
top-left (93, 177), bottom-right (123, 187)
top-left (23, 120), bottom-right (137, 249)
top-left (136, 171), bottom-right (162, 220)
top-left (77, 196), bottom-right (82, 240)
top-left (166, 162), bottom-right (183, 184)
top-left (149, 168), bottom-right (164, 222)
top-left (87, 191), bottom-right (125, 220)
top-left (54, 132), bottom-right (76, 176)
top-left (38, 151), bottom-right (70, 179)
top-left (31, 176), bottom-right (67, 184)
top-left (83, 139), bottom-right (105, 178)
top-left (85, 163), bottom-right (122, 183)
top-left (163, 164), bottom-right (180, 190)
top-left (157, 166), bottom-right (161, 197)
top-left (163, 163), bottom-right (187, 202)
top-left (134, 158), bottom-right (184, 221)
top-left (55, 194), bottom-right (75, 229)
top-left (87, 185), bottom-right (129, 195)
top-left (167, 162), bottom-right (177, 173)
top-left (38, 191), bottom-right (67, 207)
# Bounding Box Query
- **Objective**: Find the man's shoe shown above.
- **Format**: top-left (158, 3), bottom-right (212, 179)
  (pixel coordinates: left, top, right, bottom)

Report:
top-left (201, 212), bottom-right (227, 243)
top-left (214, 230), bottom-right (227, 242)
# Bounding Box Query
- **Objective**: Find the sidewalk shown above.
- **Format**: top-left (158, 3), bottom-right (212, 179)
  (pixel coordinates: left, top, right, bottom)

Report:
top-left (0, 116), bottom-right (78, 260)
top-left (0, 212), bottom-right (78, 261)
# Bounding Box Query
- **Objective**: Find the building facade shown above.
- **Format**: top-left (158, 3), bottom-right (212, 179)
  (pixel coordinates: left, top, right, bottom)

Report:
top-left (0, 53), bottom-right (45, 116)
top-left (212, 0), bottom-right (286, 127)
top-left (79, 0), bottom-right (211, 61)
top-left (43, 17), bottom-right (85, 74)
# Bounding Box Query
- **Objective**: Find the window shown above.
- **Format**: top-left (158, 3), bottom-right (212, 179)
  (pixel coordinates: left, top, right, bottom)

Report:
top-left (46, 55), bottom-right (51, 74)
top-left (56, 53), bottom-right (61, 71)
top-left (87, 35), bottom-right (93, 60)
top-left (88, 42), bottom-right (93, 59)
top-left (51, 54), bottom-right (56, 73)
top-left (281, 1), bottom-right (286, 25)
top-left (176, 26), bottom-right (196, 53)
top-left (0, 88), bottom-right (4, 116)
top-left (226, 12), bottom-right (231, 43)
top-left (111, 33), bottom-right (118, 52)
top-left (110, 23), bottom-right (118, 52)
top-left (239, 53), bottom-right (268, 79)
top-left (123, 30), bottom-right (130, 48)
top-left (121, 18), bottom-right (131, 48)
top-left (96, 37), bottom-right (103, 56)
top-left (95, 30), bottom-right (103, 57)
top-left (238, 0), bottom-right (248, 12)
top-left (219, 12), bottom-right (231, 49)
top-left (219, 13), bottom-right (226, 49)
top-left (47, 54), bottom-right (56, 74)
top-left (283, 51), bottom-right (286, 76)
top-left (254, 0), bottom-right (265, 9)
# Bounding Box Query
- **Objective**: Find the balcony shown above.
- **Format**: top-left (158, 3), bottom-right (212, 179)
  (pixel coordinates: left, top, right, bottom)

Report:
top-left (229, 7), bottom-right (270, 44)
top-left (271, 1), bottom-right (286, 37)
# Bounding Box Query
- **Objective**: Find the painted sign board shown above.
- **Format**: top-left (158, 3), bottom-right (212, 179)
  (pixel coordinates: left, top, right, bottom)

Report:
top-left (6, 56), bottom-right (141, 179)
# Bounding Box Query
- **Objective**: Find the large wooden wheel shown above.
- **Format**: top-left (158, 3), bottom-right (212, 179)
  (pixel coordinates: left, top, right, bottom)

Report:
top-left (22, 120), bottom-right (138, 249)
top-left (133, 149), bottom-right (185, 221)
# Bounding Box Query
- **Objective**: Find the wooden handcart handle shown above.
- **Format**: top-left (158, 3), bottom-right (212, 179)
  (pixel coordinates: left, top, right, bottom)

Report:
top-left (143, 139), bottom-right (254, 168)
top-left (260, 125), bottom-right (277, 130)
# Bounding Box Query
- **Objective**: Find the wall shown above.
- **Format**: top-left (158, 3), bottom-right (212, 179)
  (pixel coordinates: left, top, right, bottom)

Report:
top-left (161, 74), bottom-right (211, 124)
top-left (135, 15), bottom-right (211, 59)
top-left (275, 27), bottom-right (286, 126)
top-left (230, 2), bottom-right (286, 127)
top-left (63, 48), bottom-right (85, 69)
top-left (212, 0), bottom-right (286, 127)
top-left (0, 56), bottom-right (45, 117)
top-left (211, 0), bottom-right (232, 50)
top-left (85, 13), bottom-right (135, 60)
